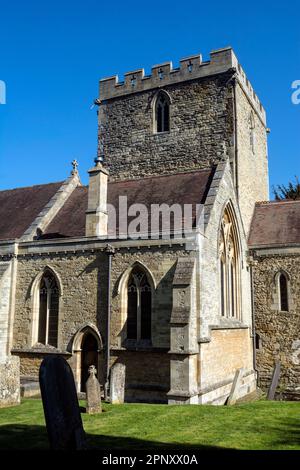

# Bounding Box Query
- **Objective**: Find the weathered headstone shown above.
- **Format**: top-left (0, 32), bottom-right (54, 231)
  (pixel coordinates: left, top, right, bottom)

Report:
top-left (226, 368), bottom-right (244, 405)
top-left (267, 360), bottom-right (281, 400)
top-left (39, 355), bottom-right (86, 450)
top-left (110, 362), bottom-right (126, 404)
top-left (86, 365), bottom-right (102, 414)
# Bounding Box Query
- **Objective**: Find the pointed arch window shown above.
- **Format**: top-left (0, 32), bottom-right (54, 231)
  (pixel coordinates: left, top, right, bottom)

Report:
top-left (127, 267), bottom-right (152, 341)
top-left (38, 270), bottom-right (59, 347)
top-left (279, 273), bottom-right (289, 312)
top-left (219, 207), bottom-right (241, 319)
top-left (154, 92), bottom-right (170, 133)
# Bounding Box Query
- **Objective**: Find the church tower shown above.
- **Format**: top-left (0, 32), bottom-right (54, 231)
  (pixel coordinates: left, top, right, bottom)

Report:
top-left (97, 47), bottom-right (269, 234)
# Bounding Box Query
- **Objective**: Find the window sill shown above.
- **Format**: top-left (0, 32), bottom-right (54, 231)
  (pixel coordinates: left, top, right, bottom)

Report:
top-left (213, 317), bottom-right (250, 329)
top-left (152, 131), bottom-right (170, 136)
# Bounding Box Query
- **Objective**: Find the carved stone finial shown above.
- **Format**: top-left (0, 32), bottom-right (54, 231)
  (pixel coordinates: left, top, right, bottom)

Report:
top-left (71, 159), bottom-right (79, 175)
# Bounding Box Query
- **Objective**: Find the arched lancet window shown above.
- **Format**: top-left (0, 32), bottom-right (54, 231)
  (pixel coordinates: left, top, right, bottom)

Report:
top-left (219, 234), bottom-right (226, 317)
top-left (279, 273), bottom-right (289, 312)
top-left (219, 206), bottom-right (241, 319)
top-left (249, 112), bottom-right (255, 154)
top-left (154, 92), bottom-right (170, 133)
top-left (38, 270), bottom-right (59, 347)
top-left (127, 266), bottom-right (152, 341)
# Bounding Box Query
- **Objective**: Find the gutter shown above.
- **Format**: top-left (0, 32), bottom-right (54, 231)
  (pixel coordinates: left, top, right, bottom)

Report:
top-left (104, 244), bottom-right (115, 401)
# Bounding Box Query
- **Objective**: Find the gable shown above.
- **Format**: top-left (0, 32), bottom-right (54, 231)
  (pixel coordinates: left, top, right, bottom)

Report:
top-left (0, 182), bottom-right (63, 241)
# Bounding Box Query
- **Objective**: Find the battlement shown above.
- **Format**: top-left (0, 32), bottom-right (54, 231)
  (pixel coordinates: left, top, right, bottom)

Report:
top-left (99, 47), bottom-right (266, 124)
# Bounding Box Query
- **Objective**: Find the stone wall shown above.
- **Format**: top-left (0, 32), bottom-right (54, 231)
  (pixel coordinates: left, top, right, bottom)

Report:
top-left (12, 244), bottom-right (188, 400)
top-left (13, 252), bottom-right (106, 351)
top-left (200, 328), bottom-right (253, 390)
top-left (0, 261), bottom-right (12, 358)
top-left (101, 72), bottom-right (234, 181)
top-left (0, 356), bottom-right (20, 408)
top-left (235, 83), bottom-right (269, 234)
top-left (252, 252), bottom-right (300, 392)
top-left (111, 351), bottom-right (170, 403)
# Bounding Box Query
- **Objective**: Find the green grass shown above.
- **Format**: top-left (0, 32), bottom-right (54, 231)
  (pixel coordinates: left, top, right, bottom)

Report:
top-left (0, 399), bottom-right (299, 450)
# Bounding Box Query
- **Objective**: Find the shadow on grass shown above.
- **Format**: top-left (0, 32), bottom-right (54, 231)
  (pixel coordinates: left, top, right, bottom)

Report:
top-left (0, 424), bottom-right (221, 451)
top-left (0, 417), bottom-right (300, 451)
top-left (269, 418), bottom-right (300, 448)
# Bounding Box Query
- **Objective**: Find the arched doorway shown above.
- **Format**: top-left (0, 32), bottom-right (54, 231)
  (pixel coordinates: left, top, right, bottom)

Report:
top-left (71, 323), bottom-right (103, 393)
top-left (80, 333), bottom-right (98, 392)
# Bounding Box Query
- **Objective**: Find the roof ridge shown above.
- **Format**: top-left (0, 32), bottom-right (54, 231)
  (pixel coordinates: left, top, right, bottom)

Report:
top-left (256, 199), bottom-right (300, 206)
top-left (0, 180), bottom-right (64, 193)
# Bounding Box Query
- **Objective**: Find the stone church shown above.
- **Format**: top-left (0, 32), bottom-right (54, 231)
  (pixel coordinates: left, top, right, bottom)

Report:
top-left (0, 47), bottom-right (299, 406)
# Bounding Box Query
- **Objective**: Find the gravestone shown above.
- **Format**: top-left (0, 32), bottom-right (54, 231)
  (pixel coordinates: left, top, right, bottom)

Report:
top-left (226, 368), bottom-right (244, 405)
top-left (39, 355), bottom-right (86, 450)
top-left (86, 365), bottom-right (102, 414)
top-left (110, 362), bottom-right (126, 404)
top-left (267, 360), bottom-right (281, 400)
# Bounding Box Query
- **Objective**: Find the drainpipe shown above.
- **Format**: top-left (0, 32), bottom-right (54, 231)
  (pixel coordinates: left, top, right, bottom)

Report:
top-left (104, 244), bottom-right (115, 401)
top-left (250, 259), bottom-right (258, 378)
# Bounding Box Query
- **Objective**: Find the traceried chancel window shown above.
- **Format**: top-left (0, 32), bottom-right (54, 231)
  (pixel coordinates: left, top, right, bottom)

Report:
top-left (219, 207), bottom-right (241, 319)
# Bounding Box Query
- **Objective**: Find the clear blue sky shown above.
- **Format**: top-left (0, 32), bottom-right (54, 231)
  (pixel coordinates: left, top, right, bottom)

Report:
top-left (0, 0), bottom-right (299, 196)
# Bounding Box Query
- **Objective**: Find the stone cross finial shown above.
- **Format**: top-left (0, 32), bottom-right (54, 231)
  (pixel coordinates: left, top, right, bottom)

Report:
top-left (71, 159), bottom-right (79, 175)
top-left (88, 365), bottom-right (97, 376)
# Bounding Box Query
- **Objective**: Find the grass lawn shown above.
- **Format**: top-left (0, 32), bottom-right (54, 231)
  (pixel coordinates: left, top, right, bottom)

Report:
top-left (0, 399), bottom-right (299, 450)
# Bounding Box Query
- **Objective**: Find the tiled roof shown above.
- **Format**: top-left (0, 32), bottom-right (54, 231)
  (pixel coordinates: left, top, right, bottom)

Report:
top-left (249, 200), bottom-right (300, 247)
top-left (43, 169), bottom-right (215, 239)
top-left (0, 182), bottom-right (63, 241)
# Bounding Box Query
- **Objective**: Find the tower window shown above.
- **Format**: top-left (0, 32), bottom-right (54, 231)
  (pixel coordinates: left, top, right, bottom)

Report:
top-left (154, 92), bottom-right (170, 133)
top-left (255, 333), bottom-right (262, 350)
top-left (279, 273), bottom-right (289, 312)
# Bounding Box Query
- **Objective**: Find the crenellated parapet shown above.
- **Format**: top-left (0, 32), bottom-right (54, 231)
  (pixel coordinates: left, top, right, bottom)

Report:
top-left (99, 47), bottom-right (266, 124)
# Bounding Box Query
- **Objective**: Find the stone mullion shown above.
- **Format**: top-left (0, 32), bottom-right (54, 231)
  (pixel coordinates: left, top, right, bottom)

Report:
top-left (136, 284), bottom-right (141, 342)
top-left (45, 288), bottom-right (51, 345)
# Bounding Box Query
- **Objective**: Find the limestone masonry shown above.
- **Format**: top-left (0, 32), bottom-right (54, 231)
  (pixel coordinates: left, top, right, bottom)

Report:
top-left (0, 47), bottom-right (298, 407)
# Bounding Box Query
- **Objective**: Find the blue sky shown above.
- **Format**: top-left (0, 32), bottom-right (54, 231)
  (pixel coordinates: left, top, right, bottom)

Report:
top-left (0, 0), bottom-right (299, 196)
